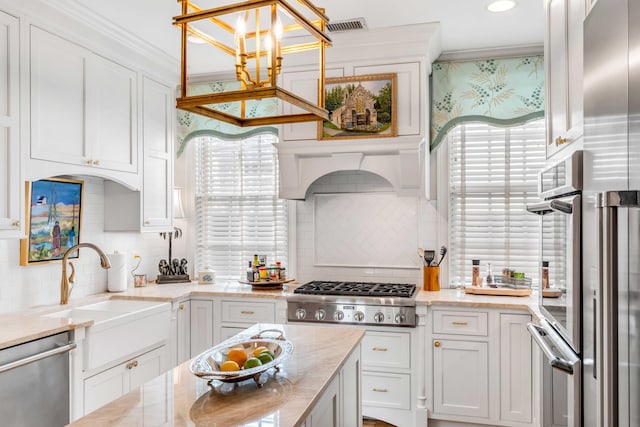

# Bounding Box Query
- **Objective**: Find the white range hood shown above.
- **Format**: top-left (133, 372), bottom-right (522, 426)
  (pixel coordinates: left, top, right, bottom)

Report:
top-left (275, 136), bottom-right (425, 200)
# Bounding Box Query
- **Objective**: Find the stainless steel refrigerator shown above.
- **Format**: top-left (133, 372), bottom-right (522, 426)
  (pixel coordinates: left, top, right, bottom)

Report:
top-left (583, 0), bottom-right (640, 425)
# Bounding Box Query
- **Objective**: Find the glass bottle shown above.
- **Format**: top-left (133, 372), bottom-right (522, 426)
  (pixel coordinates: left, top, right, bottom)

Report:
top-left (472, 259), bottom-right (481, 286)
top-left (541, 261), bottom-right (550, 289)
top-left (486, 262), bottom-right (495, 287)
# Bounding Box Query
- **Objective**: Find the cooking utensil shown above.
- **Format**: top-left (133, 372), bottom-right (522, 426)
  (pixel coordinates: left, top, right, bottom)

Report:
top-left (423, 250), bottom-right (435, 266)
top-left (436, 245), bottom-right (448, 266)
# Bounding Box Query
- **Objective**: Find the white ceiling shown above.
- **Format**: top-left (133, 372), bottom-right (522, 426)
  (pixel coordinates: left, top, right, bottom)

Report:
top-left (76, 0), bottom-right (544, 73)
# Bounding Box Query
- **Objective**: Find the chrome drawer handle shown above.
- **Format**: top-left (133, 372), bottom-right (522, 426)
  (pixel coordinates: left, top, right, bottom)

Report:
top-left (452, 321), bottom-right (468, 326)
top-left (241, 310), bottom-right (255, 315)
top-left (372, 388), bottom-right (388, 393)
top-left (11, 220), bottom-right (20, 228)
top-left (372, 347), bottom-right (388, 352)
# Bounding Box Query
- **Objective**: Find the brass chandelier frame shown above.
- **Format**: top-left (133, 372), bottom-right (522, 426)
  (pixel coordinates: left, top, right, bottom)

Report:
top-left (174, 0), bottom-right (332, 127)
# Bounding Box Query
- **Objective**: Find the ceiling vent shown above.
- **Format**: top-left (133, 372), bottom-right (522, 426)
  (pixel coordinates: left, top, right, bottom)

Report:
top-left (326, 17), bottom-right (367, 33)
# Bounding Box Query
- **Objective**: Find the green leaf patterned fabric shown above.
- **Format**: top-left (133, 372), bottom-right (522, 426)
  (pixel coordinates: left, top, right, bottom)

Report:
top-left (176, 80), bottom-right (279, 157)
top-left (430, 56), bottom-right (544, 150)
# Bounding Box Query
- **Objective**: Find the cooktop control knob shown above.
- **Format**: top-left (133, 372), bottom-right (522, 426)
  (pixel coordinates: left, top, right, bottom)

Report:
top-left (354, 311), bottom-right (365, 322)
top-left (334, 311), bottom-right (344, 321)
top-left (315, 309), bottom-right (326, 321)
top-left (295, 308), bottom-right (307, 320)
top-left (394, 313), bottom-right (406, 324)
top-left (374, 312), bottom-right (385, 323)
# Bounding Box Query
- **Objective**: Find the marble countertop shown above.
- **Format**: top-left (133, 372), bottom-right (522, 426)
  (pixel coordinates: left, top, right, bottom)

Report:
top-left (67, 323), bottom-right (365, 427)
top-left (0, 282), bottom-right (543, 350)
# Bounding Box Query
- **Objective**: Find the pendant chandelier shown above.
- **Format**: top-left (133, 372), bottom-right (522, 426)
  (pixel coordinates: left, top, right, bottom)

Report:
top-left (174, 0), bottom-right (332, 127)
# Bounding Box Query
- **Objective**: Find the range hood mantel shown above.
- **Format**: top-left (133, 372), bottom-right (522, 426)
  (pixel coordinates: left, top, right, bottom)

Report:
top-left (275, 137), bottom-right (424, 199)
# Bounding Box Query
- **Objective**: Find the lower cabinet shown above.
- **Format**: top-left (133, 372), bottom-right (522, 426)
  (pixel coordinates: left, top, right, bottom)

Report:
top-left (175, 300), bottom-right (191, 366)
top-left (303, 344), bottom-right (361, 427)
top-left (428, 308), bottom-right (535, 427)
top-left (432, 339), bottom-right (489, 418)
top-left (83, 346), bottom-right (165, 415)
top-left (190, 299), bottom-right (214, 357)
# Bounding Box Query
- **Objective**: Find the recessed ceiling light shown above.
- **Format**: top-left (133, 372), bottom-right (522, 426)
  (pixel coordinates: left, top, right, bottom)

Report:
top-left (487, 0), bottom-right (517, 12)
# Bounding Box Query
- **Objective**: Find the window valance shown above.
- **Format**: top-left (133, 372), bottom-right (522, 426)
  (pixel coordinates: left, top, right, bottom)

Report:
top-left (176, 80), bottom-right (278, 157)
top-left (430, 55), bottom-right (544, 150)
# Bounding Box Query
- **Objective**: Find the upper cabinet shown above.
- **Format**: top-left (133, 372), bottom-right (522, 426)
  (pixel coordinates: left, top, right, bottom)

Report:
top-left (29, 26), bottom-right (139, 186)
top-left (545, 0), bottom-right (586, 158)
top-left (141, 77), bottom-right (173, 231)
top-left (0, 10), bottom-right (22, 238)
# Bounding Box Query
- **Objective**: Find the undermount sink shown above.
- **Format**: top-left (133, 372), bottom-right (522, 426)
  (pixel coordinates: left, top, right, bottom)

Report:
top-left (43, 299), bottom-right (171, 371)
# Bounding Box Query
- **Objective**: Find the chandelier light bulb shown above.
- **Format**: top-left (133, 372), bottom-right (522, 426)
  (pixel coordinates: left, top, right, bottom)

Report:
top-left (236, 15), bottom-right (246, 36)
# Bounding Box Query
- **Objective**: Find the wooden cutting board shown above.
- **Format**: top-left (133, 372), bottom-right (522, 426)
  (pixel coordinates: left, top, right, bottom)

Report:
top-left (464, 286), bottom-right (532, 297)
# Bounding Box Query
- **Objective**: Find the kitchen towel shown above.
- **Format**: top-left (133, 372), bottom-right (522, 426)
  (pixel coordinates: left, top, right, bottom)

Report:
top-left (107, 252), bottom-right (128, 292)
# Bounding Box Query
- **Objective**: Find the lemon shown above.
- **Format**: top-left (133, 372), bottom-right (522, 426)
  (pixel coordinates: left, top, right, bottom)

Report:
top-left (252, 346), bottom-right (269, 357)
top-left (243, 357), bottom-right (262, 369)
top-left (227, 348), bottom-right (248, 367)
top-left (220, 360), bottom-right (240, 371)
top-left (257, 352), bottom-right (274, 364)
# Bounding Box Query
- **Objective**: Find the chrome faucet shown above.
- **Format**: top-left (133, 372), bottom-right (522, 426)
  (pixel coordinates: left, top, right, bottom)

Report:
top-left (60, 243), bottom-right (111, 305)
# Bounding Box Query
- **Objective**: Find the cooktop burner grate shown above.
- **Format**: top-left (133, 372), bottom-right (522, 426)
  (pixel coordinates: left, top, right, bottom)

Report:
top-left (294, 281), bottom-right (416, 298)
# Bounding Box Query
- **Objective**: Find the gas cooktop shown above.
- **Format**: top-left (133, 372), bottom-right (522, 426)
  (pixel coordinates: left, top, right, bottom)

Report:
top-left (293, 280), bottom-right (416, 298)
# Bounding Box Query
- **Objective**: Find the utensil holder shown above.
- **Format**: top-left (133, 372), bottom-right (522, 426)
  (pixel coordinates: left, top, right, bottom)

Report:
top-left (423, 266), bottom-right (440, 291)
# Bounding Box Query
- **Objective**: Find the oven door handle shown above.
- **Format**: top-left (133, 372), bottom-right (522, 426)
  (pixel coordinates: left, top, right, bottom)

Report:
top-left (526, 199), bottom-right (573, 215)
top-left (527, 322), bottom-right (579, 375)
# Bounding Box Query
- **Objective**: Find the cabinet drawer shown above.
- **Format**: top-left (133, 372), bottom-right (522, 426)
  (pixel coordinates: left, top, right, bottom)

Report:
top-left (433, 310), bottom-right (488, 336)
top-left (221, 300), bottom-right (275, 324)
top-left (361, 331), bottom-right (410, 370)
top-left (362, 372), bottom-right (411, 410)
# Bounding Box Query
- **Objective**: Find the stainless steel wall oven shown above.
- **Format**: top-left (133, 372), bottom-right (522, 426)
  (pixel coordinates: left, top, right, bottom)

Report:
top-left (526, 150), bottom-right (583, 426)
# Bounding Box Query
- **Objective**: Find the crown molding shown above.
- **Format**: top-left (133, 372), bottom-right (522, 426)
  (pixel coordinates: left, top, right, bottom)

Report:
top-left (437, 43), bottom-right (543, 62)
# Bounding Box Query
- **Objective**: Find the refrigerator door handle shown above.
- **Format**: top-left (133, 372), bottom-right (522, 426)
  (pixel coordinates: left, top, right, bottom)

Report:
top-left (526, 199), bottom-right (574, 215)
top-left (596, 190), bottom-right (640, 427)
top-left (527, 322), bottom-right (580, 375)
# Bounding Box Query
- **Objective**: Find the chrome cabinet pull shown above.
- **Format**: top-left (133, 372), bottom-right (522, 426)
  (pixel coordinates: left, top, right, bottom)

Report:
top-left (372, 388), bottom-right (388, 393)
top-left (11, 220), bottom-right (20, 228)
top-left (452, 321), bottom-right (468, 326)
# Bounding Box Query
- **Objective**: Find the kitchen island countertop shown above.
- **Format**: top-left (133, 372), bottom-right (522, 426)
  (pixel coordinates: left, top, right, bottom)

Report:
top-left (67, 323), bottom-right (365, 427)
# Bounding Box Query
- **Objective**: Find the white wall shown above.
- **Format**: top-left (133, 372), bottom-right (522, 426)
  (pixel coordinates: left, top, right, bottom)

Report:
top-left (0, 177), bottom-right (185, 313)
top-left (295, 170), bottom-right (439, 285)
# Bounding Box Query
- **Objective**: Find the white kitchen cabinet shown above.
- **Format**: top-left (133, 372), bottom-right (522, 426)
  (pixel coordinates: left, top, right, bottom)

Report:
top-left (83, 345), bottom-right (165, 415)
top-left (102, 76), bottom-right (174, 232)
top-left (30, 26), bottom-right (138, 174)
top-left (304, 343), bottom-right (361, 427)
top-left (214, 298), bottom-right (285, 345)
top-left (500, 313), bottom-right (533, 424)
top-left (190, 299), bottom-right (213, 357)
top-left (428, 307), bottom-right (536, 426)
top-left (175, 300), bottom-right (190, 366)
top-left (0, 10), bottom-right (21, 238)
top-left (544, 0), bottom-right (585, 158)
top-left (141, 76), bottom-right (173, 231)
top-left (432, 339), bottom-right (489, 418)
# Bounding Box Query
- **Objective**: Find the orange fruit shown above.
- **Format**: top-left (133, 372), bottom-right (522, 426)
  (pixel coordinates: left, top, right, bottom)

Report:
top-left (220, 360), bottom-right (240, 371)
top-left (226, 348), bottom-right (248, 367)
top-left (252, 346), bottom-right (269, 357)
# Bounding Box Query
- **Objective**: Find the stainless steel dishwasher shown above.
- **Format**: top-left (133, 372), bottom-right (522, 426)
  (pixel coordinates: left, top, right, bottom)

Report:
top-left (0, 332), bottom-right (75, 426)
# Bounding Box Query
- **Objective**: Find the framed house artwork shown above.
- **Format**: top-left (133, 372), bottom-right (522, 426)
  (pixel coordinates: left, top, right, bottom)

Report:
top-left (319, 73), bottom-right (397, 140)
top-left (20, 178), bottom-right (83, 265)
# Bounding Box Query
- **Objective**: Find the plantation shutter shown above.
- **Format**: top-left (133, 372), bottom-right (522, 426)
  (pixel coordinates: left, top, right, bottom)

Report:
top-left (195, 133), bottom-right (288, 280)
top-left (448, 120), bottom-right (545, 287)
